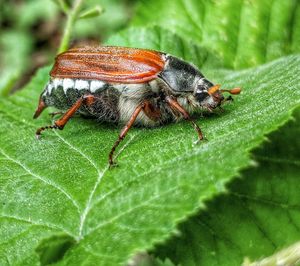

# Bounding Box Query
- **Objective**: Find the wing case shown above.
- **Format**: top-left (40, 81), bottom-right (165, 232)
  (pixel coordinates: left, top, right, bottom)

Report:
top-left (50, 46), bottom-right (166, 84)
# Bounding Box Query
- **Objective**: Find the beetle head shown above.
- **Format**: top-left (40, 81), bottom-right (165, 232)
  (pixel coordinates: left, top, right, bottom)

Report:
top-left (194, 78), bottom-right (224, 111)
top-left (194, 80), bottom-right (241, 111)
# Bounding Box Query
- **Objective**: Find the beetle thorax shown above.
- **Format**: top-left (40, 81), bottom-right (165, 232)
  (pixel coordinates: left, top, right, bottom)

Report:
top-left (158, 55), bottom-right (202, 93)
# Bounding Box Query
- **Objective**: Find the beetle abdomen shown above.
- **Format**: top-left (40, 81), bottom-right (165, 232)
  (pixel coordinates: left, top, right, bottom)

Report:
top-left (44, 78), bottom-right (108, 96)
top-left (41, 78), bottom-right (106, 110)
top-left (41, 78), bottom-right (121, 122)
top-left (41, 77), bottom-right (162, 124)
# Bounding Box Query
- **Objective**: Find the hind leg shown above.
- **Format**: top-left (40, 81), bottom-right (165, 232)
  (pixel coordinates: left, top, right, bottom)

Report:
top-left (33, 96), bottom-right (48, 119)
top-left (35, 94), bottom-right (96, 139)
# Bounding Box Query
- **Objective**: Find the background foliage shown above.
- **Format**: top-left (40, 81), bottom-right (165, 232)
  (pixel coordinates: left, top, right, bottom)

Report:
top-left (0, 1), bottom-right (299, 266)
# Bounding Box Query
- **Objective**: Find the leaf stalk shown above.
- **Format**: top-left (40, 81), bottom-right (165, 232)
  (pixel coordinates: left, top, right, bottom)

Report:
top-left (58, 0), bottom-right (84, 54)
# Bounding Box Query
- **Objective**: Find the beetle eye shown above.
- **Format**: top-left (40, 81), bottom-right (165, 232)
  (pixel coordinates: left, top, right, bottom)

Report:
top-left (196, 92), bottom-right (209, 102)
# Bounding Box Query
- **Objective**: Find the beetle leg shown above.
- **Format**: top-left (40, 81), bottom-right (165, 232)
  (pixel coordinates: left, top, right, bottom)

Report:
top-left (109, 102), bottom-right (145, 166)
top-left (225, 95), bottom-right (234, 102)
top-left (142, 100), bottom-right (161, 121)
top-left (48, 111), bottom-right (65, 118)
top-left (35, 94), bottom-right (95, 139)
top-left (165, 96), bottom-right (204, 141)
top-left (33, 97), bottom-right (47, 119)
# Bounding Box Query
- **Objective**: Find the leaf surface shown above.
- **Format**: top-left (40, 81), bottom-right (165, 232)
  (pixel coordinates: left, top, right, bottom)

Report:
top-left (132, 0), bottom-right (300, 69)
top-left (153, 108), bottom-right (300, 266)
top-left (0, 27), bottom-right (299, 264)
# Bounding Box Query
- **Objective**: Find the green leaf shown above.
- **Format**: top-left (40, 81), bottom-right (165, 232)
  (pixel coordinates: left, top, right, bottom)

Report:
top-left (0, 0), bottom-right (59, 96)
top-left (0, 31), bottom-right (33, 96)
top-left (35, 234), bottom-right (75, 265)
top-left (243, 241), bottom-right (300, 266)
top-left (0, 26), bottom-right (299, 264)
top-left (15, 0), bottom-right (59, 29)
top-left (132, 0), bottom-right (300, 69)
top-left (78, 5), bottom-right (104, 20)
top-left (105, 26), bottom-right (221, 69)
top-left (72, 0), bottom-right (135, 39)
top-left (152, 108), bottom-right (300, 266)
top-left (52, 0), bottom-right (70, 15)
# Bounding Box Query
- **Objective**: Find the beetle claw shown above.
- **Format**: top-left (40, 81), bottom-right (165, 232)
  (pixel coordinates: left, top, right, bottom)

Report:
top-left (225, 96), bottom-right (234, 102)
top-left (218, 106), bottom-right (225, 113)
top-left (193, 136), bottom-right (208, 145)
top-left (109, 161), bottom-right (118, 169)
top-left (193, 139), bottom-right (200, 145)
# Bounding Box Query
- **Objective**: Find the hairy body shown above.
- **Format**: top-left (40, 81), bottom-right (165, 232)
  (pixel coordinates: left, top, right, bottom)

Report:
top-left (41, 78), bottom-right (177, 127)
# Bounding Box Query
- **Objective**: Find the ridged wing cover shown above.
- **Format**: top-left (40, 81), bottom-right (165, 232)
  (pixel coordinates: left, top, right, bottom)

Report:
top-left (50, 46), bottom-right (166, 84)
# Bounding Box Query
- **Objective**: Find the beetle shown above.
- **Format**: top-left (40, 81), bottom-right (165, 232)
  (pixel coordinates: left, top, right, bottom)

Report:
top-left (34, 46), bottom-right (241, 166)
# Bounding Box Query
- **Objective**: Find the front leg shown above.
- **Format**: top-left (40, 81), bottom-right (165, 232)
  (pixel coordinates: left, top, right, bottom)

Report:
top-left (165, 96), bottom-right (204, 141)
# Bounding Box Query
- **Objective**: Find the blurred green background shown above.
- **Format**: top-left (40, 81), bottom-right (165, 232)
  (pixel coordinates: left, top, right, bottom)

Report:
top-left (0, 0), bottom-right (136, 95)
top-left (1, 0), bottom-right (299, 95)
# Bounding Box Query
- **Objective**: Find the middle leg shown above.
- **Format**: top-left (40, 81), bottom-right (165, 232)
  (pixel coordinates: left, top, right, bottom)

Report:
top-left (109, 102), bottom-right (146, 166)
top-left (108, 99), bottom-right (165, 166)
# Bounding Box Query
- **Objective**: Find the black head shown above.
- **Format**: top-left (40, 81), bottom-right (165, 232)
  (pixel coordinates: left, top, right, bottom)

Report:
top-left (194, 80), bottom-right (225, 110)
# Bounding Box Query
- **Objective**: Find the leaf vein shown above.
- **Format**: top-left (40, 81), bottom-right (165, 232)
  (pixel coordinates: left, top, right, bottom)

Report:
top-left (0, 214), bottom-right (73, 236)
top-left (86, 187), bottom-right (177, 236)
top-left (78, 134), bottom-right (137, 239)
top-left (0, 148), bottom-right (81, 215)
